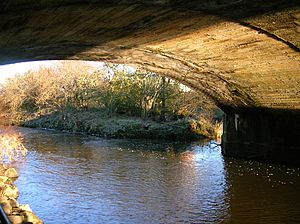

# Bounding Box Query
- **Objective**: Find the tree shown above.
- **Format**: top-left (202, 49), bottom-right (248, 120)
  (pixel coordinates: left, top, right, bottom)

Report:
top-left (0, 61), bottom-right (220, 128)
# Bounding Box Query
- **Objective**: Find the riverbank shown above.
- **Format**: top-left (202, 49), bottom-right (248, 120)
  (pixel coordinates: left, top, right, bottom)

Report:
top-left (20, 111), bottom-right (217, 141)
top-left (0, 165), bottom-right (43, 224)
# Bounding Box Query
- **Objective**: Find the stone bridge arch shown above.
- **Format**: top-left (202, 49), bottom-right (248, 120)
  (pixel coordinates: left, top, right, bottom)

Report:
top-left (0, 0), bottom-right (299, 164)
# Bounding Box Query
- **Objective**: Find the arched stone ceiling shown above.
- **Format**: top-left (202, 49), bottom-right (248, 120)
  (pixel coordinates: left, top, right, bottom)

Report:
top-left (0, 0), bottom-right (299, 111)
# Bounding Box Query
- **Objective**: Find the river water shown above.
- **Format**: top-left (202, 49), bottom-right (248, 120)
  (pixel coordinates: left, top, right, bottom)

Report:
top-left (12, 127), bottom-right (300, 224)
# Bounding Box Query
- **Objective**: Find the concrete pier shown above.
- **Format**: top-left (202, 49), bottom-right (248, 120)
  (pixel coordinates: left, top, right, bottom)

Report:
top-left (222, 110), bottom-right (300, 165)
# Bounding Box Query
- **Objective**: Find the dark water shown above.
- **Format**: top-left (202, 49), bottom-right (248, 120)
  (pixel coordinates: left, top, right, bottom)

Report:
top-left (12, 127), bottom-right (300, 224)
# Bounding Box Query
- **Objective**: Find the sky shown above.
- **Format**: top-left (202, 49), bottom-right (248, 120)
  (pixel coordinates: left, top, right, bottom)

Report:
top-left (0, 61), bottom-right (190, 93)
top-left (0, 60), bottom-right (109, 84)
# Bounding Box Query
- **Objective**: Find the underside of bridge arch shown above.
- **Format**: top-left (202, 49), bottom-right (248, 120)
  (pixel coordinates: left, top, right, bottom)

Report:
top-left (0, 0), bottom-right (300, 164)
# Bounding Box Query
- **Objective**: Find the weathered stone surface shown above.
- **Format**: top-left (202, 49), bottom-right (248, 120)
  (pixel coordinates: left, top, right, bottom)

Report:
top-left (0, 176), bottom-right (8, 183)
top-left (8, 214), bottom-right (24, 224)
top-left (0, 196), bottom-right (9, 204)
top-left (4, 168), bottom-right (19, 179)
top-left (8, 198), bottom-right (19, 208)
top-left (3, 185), bottom-right (19, 199)
top-left (0, 164), bottom-right (6, 175)
top-left (23, 211), bottom-right (44, 224)
top-left (0, 165), bottom-right (41, 223)
top-left (2, 203), bottom-right (12, 215)
top-left (19, 204), bottom-right (32, 212)
top-left (0, 1), bottom-right (299, 111)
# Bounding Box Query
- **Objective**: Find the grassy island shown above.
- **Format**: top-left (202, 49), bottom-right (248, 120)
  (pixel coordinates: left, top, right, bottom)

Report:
top-left (0, 62), bottom-right (222, 140)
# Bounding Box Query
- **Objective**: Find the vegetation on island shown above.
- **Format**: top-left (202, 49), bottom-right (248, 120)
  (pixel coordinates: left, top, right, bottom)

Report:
top-left (0, 61), bottom-right (222, 140)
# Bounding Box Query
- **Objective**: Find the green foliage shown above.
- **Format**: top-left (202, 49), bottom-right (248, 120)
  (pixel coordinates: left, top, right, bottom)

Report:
top-left (0, 61), bottom-right (222, 139)
top-left (101, 69), bottom-right (183, 119)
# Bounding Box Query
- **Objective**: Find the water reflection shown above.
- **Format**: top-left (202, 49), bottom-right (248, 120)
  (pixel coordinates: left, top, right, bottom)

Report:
top-left (224, 158), bottom-right (300, 223)
top-left (13, 127), bottom-right (300, 224)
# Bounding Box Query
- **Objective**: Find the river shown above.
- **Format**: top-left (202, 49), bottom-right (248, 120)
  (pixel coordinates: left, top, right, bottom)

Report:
top-left (11, 127), bottom-right (300, 224)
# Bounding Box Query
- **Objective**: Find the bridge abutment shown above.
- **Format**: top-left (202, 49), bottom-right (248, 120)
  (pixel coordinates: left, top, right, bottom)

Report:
top-left (221, 111), bottom-right (300, 165)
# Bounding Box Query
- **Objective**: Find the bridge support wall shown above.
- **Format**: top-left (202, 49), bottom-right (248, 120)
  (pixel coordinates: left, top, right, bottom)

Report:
top-left (222, 111), bottom-right (300, 165)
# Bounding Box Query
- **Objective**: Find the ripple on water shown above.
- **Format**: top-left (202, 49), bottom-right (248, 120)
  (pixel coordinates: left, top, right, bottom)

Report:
top-left (13, 127), bottom-right (300, 224)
